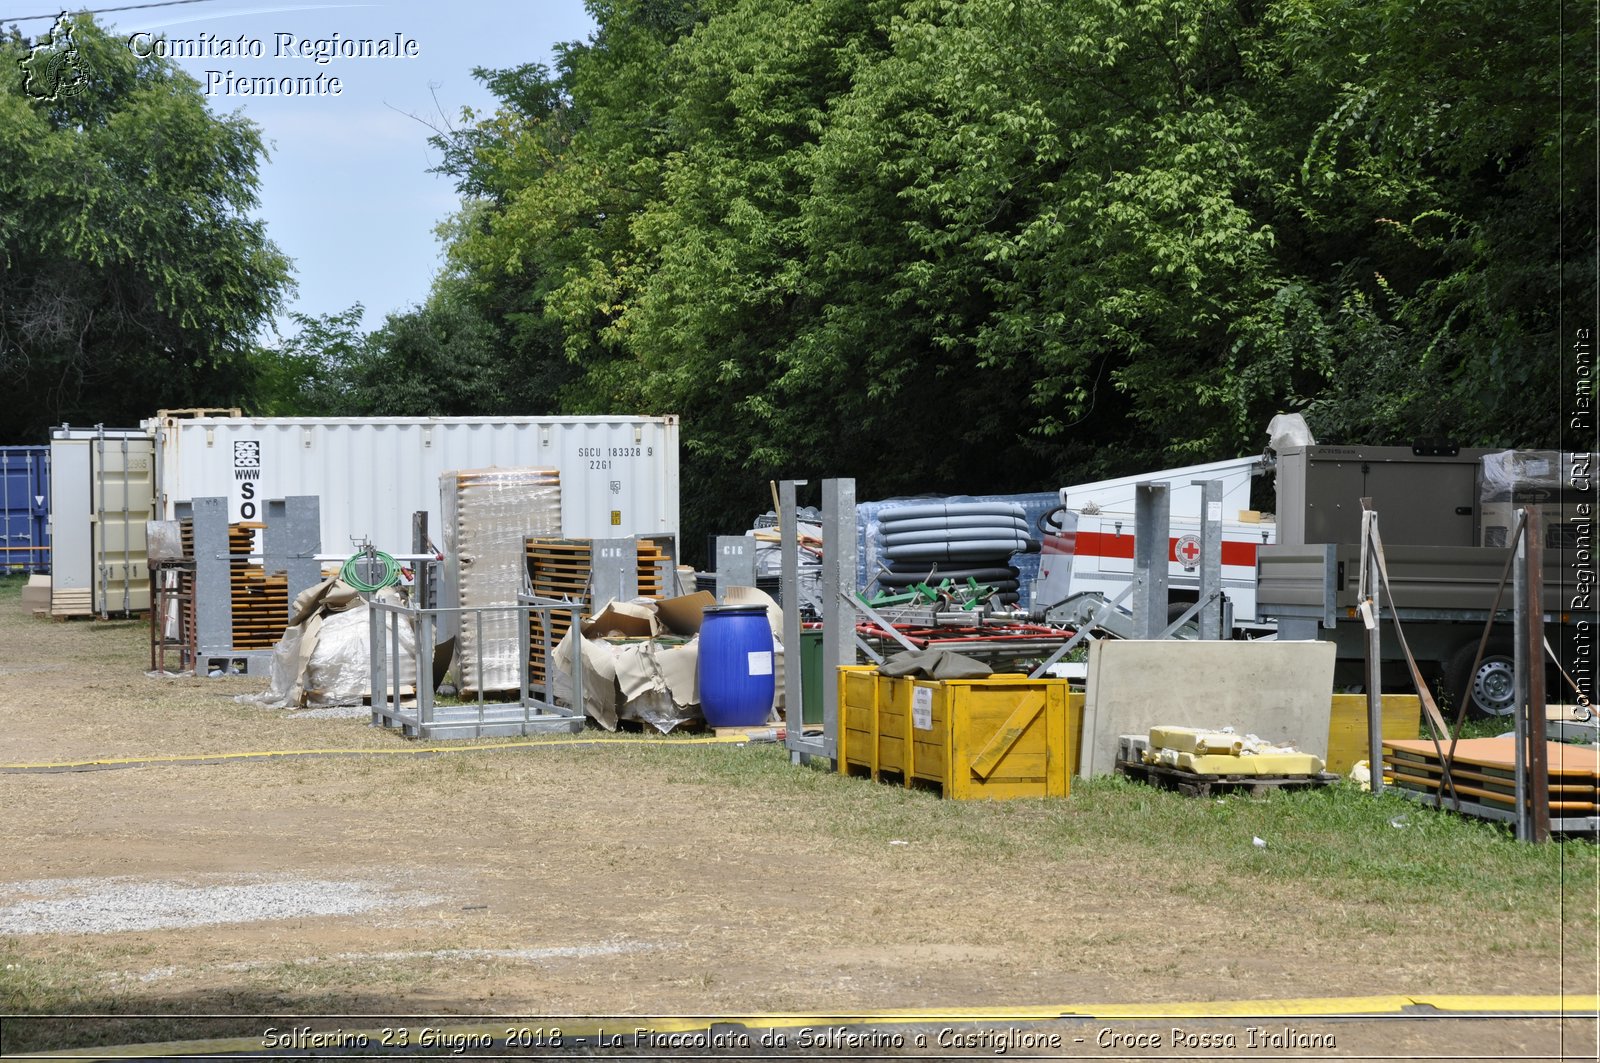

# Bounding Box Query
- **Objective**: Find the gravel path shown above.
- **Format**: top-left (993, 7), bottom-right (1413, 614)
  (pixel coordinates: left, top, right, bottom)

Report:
top-left (0, 873), bottom-right (443, 934)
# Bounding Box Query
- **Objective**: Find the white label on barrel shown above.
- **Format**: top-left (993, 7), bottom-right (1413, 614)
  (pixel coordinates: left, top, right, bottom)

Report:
top-left (747, 650), bottom-right (773, 676)
top-left (912, 686), bottom-right (933, 730)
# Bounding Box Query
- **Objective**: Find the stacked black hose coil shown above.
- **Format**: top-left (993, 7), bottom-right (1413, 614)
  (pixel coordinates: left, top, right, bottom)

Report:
top-left (876, 501), bottom-right (1039, 605)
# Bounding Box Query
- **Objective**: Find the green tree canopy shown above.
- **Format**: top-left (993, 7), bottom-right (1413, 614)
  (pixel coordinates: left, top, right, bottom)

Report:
top-left (248, 0), bottom-right (1594, 553)
top-left (0, 14), bottom-right (292, 442)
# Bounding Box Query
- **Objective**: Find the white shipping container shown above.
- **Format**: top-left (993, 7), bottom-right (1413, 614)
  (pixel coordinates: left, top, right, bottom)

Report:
top-left (147, 415), bottom-right (680, 557)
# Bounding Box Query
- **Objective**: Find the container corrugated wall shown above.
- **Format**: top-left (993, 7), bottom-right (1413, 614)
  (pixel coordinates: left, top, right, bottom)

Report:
top-left (0, 446), bottom-right (50, 573)
top-left (149, 416), bottom-right (681, 556)
top-left (48, 428), bottom-right (155, 615)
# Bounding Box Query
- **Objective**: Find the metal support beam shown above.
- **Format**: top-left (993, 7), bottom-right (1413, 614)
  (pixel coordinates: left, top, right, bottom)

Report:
top-left (1192, 478), bottom-right (1223, 640)
top-left (1361, 502), bottom-right (1383, 797)
top-left (1132, 482), bottom-right (1170, 639)
top-left (1513, 518), bottom-right (1531, 840)
top-left (264, 496), bottom-right (321, 620)
top-left (820, 478), bottom-right (857, 763)
top-left (1523, 507), bottom-right (1549, 843)
top-left (412, 511), bottom-right (434, 610)
top-left (779, 481), bottom-right (806, 762)
top-left (714, 534), bottom-right (757, 600)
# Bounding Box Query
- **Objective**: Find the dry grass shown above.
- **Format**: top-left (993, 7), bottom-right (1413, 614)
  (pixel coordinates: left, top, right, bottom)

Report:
top-left (0, 576), bottom-right (1596, 1055)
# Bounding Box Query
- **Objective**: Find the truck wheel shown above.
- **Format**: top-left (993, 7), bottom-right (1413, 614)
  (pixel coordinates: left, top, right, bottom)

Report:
top-left (1447, 639), bottom-right (1517, 719)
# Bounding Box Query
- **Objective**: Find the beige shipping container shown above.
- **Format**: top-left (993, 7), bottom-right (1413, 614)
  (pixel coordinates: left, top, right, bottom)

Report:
top-left (49, 427), bottom-right (155, 616)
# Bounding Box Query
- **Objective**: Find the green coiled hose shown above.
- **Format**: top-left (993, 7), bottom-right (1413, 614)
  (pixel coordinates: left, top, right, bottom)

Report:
top-left (341, 548), bottom-right (401, 592)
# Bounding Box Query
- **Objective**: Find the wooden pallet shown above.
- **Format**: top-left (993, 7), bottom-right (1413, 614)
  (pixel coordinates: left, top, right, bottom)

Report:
top-left (1382, 737), bottom-right (1600, 818)
top-left (525, 537), bottom-right (669, 682)
top-left (1117, 760), bottom-right (1339, 798)
top-left (226, 523), bottom-right (289, 649)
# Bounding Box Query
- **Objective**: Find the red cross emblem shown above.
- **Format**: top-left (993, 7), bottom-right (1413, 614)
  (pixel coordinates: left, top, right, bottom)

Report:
top-left (1174, 534), bottom-right (1202, 569)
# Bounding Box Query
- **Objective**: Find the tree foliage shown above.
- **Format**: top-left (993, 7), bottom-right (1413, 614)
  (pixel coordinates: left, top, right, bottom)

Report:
top-left (409, 0), bottom-right (1588, 548)
top-left (58, 0), bottom-right (1578, 553)
top-left (0, 15), bottom-right (292, 442)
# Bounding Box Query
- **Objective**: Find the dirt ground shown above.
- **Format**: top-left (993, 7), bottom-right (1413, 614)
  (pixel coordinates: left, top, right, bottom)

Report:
top-left (1, 598), bottom-right (1596, 1060)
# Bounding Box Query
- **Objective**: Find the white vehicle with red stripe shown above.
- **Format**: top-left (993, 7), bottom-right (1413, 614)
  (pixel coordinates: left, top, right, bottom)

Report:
top-left (1042, 456), bottom-right (1276, 626)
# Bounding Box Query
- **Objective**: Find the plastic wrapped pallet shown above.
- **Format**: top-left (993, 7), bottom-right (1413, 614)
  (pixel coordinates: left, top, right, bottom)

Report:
top-left (1479, 450), bottom-right (1595, 548)
top-left (442, 467), bottom-right (562, 694)
top-left (236, 577), bottom-right (415, 709)
top-left (145, 520), bottom-right (186, 561)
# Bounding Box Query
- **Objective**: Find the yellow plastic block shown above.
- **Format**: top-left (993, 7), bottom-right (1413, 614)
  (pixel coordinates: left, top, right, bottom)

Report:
top-left (1174, 752), bottom-right (1258, 775)
top-left (1246, 752), bottom-right (1324, 775)
top-left (1169, 751), bottom-right (1325, 776)
top-left (1149, 726), bottom-right (1243, 755)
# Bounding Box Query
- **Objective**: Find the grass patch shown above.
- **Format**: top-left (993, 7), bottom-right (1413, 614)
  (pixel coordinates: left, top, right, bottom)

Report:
top-left (576, 742), bottom-right (1597, 942)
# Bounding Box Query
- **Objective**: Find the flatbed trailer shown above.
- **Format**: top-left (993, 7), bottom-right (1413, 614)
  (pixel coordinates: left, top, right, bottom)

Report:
top-left (1258, 541), bottom-right (1581, 716)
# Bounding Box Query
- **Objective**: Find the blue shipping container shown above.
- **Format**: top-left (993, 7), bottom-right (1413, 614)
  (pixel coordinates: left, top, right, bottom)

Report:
top-left (0, 447), bottom-right (50, 573)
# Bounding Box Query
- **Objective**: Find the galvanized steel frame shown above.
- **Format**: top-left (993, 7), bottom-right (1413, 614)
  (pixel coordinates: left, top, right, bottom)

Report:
top-left (781, 478), bottom-right (855, 766)
top-left (184, 494), bottom-right (321, 676)
top-left (368, 595), bottom-right (586, 740)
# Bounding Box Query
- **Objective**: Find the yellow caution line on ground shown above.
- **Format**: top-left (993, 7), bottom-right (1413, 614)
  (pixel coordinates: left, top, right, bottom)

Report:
top-left (12, 996), bottom-right (1596, 1059)
top-left (1, 733), bottom-right (763, 772)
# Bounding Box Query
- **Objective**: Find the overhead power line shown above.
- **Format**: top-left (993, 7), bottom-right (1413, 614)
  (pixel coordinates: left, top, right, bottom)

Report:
top-left (3, 0), bottom-right (217, 26)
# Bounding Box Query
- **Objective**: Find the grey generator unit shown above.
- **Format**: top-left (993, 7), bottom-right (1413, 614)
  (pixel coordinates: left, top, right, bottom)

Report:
top-left (1258, 443), bottom-right (1595, 717)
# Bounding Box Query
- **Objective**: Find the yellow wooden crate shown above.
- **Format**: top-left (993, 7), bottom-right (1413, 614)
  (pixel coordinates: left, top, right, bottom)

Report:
top-left (838, 669), bottom-right (1083, 801)
top-left (1327, 694), bottom-right (1422, 775)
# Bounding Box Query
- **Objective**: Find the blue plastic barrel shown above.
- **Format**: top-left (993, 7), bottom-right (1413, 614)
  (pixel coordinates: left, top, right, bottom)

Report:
top-left (698, 605), bottom-right (776, 727)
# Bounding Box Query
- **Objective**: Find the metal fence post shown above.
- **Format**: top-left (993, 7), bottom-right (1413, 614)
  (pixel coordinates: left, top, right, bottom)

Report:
top-left (1361, 505), bottom-right (1383, 796)
top-left (1513, 515), bottom-right (1530, 840)
top-left (1193, 478), bottom-right (1223, 640)
top-left (1133, 482), bottom-right (1170, 639)
top-left (1523, 507), bottom-right (1549, 842)
top-left (821, 478), bottom-right (857, 763)
top-left (369, 601), bottom-right (388, 727)
top-left (779, 480), bottom-right (806, 761)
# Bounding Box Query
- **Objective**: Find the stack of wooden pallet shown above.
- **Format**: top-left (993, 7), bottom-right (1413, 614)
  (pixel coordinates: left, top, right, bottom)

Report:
top-left (1383, 737), bottom-right (1600, 822)
top-left (227, 523), bottom-right (289, 649)
top-left (636, 539), bottom-right (670, 598)
top-left (524, 537), bottom-right (669, 685)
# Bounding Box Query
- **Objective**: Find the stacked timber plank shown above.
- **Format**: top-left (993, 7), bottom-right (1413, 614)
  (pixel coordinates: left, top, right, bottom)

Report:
top-left (524, 537), bottom-right (669, 685)
top-left (227, 523), bottom-right (290, 649)
top-left (1383, 737), bottom-right (1600, 821)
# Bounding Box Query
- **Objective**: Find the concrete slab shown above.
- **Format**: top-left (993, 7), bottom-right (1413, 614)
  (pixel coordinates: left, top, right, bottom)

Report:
top-left (19, 576), bottom-right (49, 612)
top-left (1081, 640), bottom-right (1336, 777)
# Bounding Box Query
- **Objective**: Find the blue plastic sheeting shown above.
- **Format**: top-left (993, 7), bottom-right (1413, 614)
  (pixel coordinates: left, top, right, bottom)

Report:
top-left (0, 447), bottom-right (50, 573)
top-left (857, 491), bottom-right (1061, 610)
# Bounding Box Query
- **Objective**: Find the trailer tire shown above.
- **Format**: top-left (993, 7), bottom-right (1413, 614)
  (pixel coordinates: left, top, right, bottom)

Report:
top-left (1447, 638), bottom-right (1517, 719)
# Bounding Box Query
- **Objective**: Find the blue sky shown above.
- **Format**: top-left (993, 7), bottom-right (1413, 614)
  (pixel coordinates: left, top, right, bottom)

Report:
top-left (64, 1), bottom-right (597, 337)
